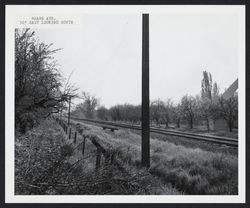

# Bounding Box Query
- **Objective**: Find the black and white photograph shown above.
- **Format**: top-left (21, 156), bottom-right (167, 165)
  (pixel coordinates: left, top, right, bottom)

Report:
top-left (4, 5), bottom-right (246, 204)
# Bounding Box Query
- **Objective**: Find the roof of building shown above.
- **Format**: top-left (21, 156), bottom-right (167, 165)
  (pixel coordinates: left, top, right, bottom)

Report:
top-left (222, 79), bottom-right (238, 100)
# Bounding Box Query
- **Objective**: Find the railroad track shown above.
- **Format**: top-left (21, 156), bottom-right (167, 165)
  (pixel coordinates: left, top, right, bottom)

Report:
top-left (67, 116), bottom-right (238, 147)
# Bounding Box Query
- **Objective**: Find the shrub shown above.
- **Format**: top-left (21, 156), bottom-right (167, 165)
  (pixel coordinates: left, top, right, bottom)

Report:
top-left (60, 144), bottom-right (73, 157)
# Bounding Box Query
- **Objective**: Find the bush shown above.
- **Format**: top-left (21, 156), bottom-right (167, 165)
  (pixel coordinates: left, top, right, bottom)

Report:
top-left (60, 144), bottom-right (73, 157)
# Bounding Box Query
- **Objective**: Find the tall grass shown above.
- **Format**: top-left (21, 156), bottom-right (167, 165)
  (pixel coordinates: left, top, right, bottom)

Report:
top-left (75, 122), bottom-right (238, 195)
top-left (15, 119), bottom-right (180, 195)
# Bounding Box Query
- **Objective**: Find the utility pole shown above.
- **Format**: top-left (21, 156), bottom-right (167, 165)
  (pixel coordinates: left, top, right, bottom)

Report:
top-left (141, 13), bottom-right (150, 167)
top-left (68, 96), bottom-right (71, 126)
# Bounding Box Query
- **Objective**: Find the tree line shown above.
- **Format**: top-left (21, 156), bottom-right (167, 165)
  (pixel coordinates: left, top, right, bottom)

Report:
top-left (71, 92), bottom-right (141, 125)
top-left (149, 72), bottom-right (237, 132)
top-left (72, 71), bottom-right (238, 132)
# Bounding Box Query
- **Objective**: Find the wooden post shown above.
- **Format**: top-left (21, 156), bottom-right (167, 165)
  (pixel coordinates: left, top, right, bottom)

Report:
top-left (82, 136), bottom-right (86, 156)
top-left (95, 147), bottom-right (101, 170)
top-left (141, 13), bottom-right (150, 168)
top-left (65, 126), bottom-right (68, 134)
top-left (69, 128), bottom-right (71, 139)
top-left (74, 132), bottom-right (77, 144)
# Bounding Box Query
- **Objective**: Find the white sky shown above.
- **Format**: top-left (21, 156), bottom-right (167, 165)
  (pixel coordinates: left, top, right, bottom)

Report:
top-left (34, 13), bottom-right (239, 108)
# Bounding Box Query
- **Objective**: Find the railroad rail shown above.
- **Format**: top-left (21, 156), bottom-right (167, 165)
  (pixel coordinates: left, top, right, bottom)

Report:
top-left (66, 116), bottom-right (238, 147)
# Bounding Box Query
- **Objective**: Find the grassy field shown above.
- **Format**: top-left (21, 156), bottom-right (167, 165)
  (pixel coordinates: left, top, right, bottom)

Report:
top-left (15, 119), bottom-right (238, 195)
top-left (73, 120), bottom-right (238, 195)
top-left (15, 119), bottom-right (180, 195)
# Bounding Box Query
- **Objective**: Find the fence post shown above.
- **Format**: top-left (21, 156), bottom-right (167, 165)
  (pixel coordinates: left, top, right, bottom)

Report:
top-left (69, 128), bottom-right (71, 140)
top-left (74, 132), bottom-right (77, 144)
top-left (82, 136), bottom-right (86, 156)
top-left (95, 147), bottom-right (101, 171)
top-left (65, 126), bottom-right (68, 134)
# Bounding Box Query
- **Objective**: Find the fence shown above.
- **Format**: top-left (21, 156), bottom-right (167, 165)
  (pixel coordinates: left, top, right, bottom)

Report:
top-left (55, 118), bottom-right (125, 172)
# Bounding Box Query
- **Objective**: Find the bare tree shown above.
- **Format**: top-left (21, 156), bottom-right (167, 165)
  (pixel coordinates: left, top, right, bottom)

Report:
top-left (172, 104), bottom-right (181, 128)
top-left (197, 96), bottom-right (212, 131)
top-left (150, 99), bottom-right (165, 126)
top-left (161, 99), bottom-right (173, 128)
top-left (110, 105), bottom-right (122, 121)
top-left (180, 95), bottom-right (197, 129)
top-left (80, 92), bottom-right (99, 119)
top-left (218, 94), bottom-right (238, 132)
top-left (96, 106), bottom-right (109, 120)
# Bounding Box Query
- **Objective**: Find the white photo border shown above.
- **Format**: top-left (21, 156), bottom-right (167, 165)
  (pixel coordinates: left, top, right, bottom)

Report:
top-left (5, 5), bottom-right (246, 203)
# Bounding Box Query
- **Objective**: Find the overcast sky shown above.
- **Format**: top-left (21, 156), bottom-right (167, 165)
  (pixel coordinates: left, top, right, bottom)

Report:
top-left (34, 13), bottom-right (239, 108)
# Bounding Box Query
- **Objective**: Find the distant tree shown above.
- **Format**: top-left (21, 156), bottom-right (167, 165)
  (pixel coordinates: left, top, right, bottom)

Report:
top-left (172, 104), bottom-right (181, 128)
top-left (209, 96), bottom-right (221, 121)
top-left (110, 105), bottom-right (122, 121)
top-left (71, 103), bottom-right (86, 118)
top-left (129, 105), bottom-right (141, 124)
top-left (161, 99), bottom-right (174, 128)
top-left (150, 99), bottom-right (165, 126)
top-left (96, 106), bottom-right (109, 120)
top-left (218, 94), bottom-right (238, 132)
top-left (199, 71), bottom-right (220, 131)
top-left (180, 95), bottom-right (197, 129)
top-left (80, 92), bottom-right (99, 119)
top-left (123, 104), bottom-right (140, 123)
top-left (197, 96), bottom-right (212, 131)
top-left (120, 104), bottom-right (132, 122)
top-left (209, 81), bottom-right (221, 123)
top-left (201, 71), bottom-right (213, 99)
top-left (212, 82), bottom-right (220, 98)
top-left (108, 104), bottom-right (141, 123)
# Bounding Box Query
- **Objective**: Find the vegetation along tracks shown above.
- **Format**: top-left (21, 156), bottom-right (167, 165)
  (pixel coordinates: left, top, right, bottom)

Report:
top-left (67, 116), bottom-right (238, 148)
